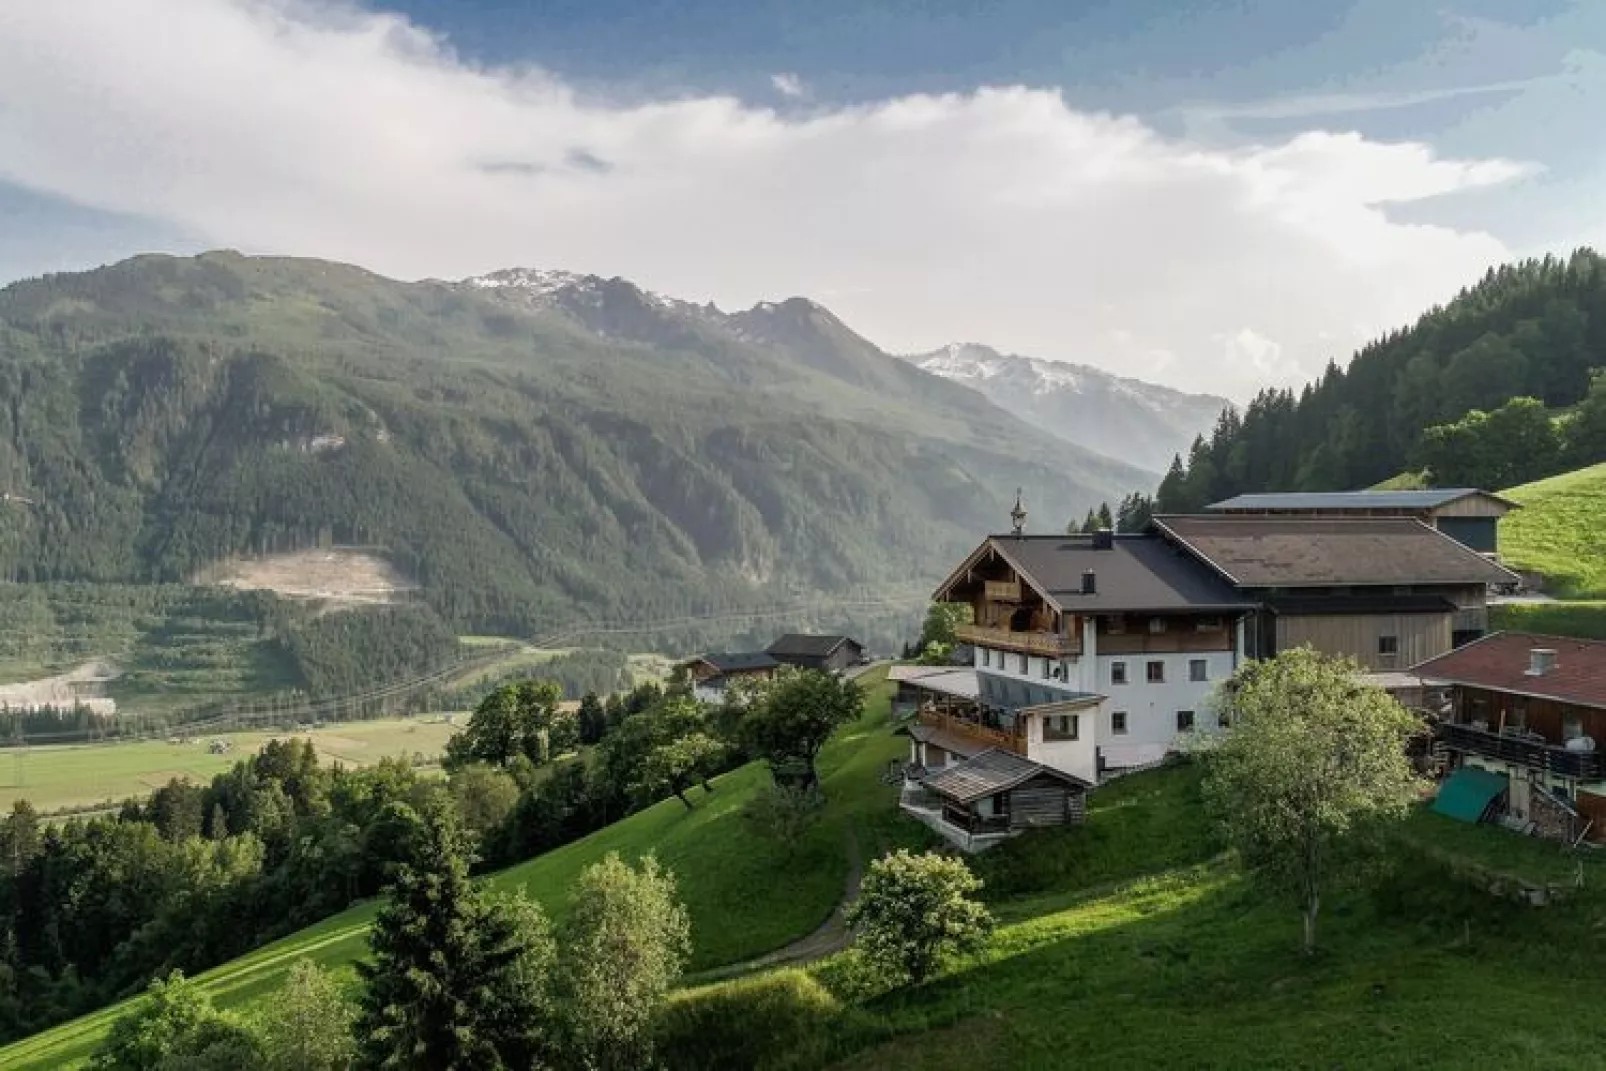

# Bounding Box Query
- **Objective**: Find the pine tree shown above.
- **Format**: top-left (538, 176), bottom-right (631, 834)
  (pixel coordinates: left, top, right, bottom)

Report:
top-left (1096, 502), bottom-right (1113, 530)
top-left (577, 692), bottom-right (608, 746)
top-left (355, 801), bottom-right (555, 1070)
top-left (1155, 454), bottom-right (1187, 513)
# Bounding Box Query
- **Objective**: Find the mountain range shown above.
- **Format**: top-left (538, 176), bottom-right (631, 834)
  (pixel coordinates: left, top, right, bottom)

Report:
top-left (908, 343), bottom-right (1231, 473)
top-left (0, 251), bottom-right (1178, 646)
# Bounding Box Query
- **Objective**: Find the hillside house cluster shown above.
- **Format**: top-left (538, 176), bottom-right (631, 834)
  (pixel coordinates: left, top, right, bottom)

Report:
top-left (897, 493), bottom-right (1519, 851)
top-left (1417, 633), bottom-right (1606, 844)
top-left (681, 633), bottom-right (865, 703)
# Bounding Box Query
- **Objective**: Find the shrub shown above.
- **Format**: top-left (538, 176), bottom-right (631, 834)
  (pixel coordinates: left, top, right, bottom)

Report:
top-left (845, 850), bottom-right (993, 985)
top-left (657, 969), bottom-right (841, 1071)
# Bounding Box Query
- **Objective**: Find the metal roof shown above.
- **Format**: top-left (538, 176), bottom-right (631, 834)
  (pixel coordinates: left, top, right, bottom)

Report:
top-left (1206, 489), bottom-right (1517, 512)
top-left (922, 748), bottom-right (1091, 803)
top-left (1154, 515), bottom-right (1518, 589)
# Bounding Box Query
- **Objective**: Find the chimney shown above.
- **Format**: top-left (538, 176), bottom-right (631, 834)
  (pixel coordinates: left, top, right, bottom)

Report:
top-left (1526, 648), bottom-right (1557, 677)
top-left (1093, 527), bottom-right (1114, 550)
top-left (1081, 569), bottom-right (1097, 595)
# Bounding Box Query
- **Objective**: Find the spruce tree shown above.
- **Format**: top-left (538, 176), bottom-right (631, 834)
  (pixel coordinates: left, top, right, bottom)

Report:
top-left (355, 801), bottom-right (555, 1070)
top-left (1096, 502), bottom-right (1113, 530)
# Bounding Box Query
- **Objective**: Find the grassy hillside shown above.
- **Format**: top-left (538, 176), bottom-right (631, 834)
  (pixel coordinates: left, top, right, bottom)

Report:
top-left (1499, 461), bottom-right (1606, 598)
top-left (0, 669), bottom-right (914, 1070)
top-left (669, 773), bottom-right (1606, 1071)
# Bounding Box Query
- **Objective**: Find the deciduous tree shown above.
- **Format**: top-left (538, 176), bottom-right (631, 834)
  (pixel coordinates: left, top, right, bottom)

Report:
top-left (555, 852), bottom-right (690, 1071)
top-left (739, 669), bottom-right (862, 793)
top-left (845, 850), bottom-right (993, 985)
top-left (1200, 648), bottom-right (1424, 954)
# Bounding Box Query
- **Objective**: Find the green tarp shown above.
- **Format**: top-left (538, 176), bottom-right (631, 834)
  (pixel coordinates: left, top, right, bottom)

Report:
top-left (1432, 767), bottom-right (1510, 823)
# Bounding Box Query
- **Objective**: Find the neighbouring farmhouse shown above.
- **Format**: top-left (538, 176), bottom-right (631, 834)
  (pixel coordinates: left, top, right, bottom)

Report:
top-left (681, 652), bottom-right (780, 704)
top-left (767, 633), bottom-right (866, 673)
top-left (1205, 487), bottom-right (1518, 556)
top-left (678, 632), bottom-right (865, 704)
top-left (894, 505), bottom-right (1517, 851)
top-left (1416, 632), bottom-right (1606, 844)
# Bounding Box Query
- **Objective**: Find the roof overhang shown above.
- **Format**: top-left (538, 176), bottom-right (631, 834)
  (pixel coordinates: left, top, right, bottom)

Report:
top-left (931, 537), bottom-right (1063, 611)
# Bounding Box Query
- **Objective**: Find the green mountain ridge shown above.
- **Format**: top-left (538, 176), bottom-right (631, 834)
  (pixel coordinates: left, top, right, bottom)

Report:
top-left (0, 251), bottom-right (1148, 644)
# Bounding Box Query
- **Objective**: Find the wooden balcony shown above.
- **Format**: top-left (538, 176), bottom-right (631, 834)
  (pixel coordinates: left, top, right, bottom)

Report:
top-left (1439, 722), bottom-right (1605, 780)
top-left (919, 707), bottom-right (1027, 756)
top-left (984, 580), bottom-right (1022, 602)
top-left (955, 624), bottom-right (1078, 657)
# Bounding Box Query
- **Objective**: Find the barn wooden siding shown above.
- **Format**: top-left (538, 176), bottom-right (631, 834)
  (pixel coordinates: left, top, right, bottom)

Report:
top-left (1276, 612), bottom-right (1451, 670)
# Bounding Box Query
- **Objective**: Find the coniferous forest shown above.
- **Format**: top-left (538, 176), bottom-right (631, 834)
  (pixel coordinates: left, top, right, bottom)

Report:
top-left (1152, 250), bottom-right (1606, 509)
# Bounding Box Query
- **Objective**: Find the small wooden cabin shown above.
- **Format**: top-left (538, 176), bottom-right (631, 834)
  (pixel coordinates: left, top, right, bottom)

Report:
top-left (909, 748), bottom-right (1089, 851)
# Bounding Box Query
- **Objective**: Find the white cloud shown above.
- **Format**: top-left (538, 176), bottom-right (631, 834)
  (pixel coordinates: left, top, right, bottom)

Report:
top-left (0, 0), bottom-right (1540, 397)
top-left (771, 72), bottom-right (806, 99)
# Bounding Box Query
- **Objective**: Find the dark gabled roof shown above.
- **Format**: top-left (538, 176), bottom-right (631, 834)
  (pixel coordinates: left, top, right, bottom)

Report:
top-left (934, 534), bottom-right (1258, 614)
top-left (1153, 515), bottom-right (1518, 589)
top-left (694, 652), bottom-right (780, 673)
top-left (1206, 489), bottom-right (1518, 512)
top-left (922, 748), bottom-right (1091, 803)
top-left (1412, 632), bottom-right (1606, 712)
top-left (767, 634), bottom-right (860, 658)
top-left (900, 724), bottom-right (988, 760)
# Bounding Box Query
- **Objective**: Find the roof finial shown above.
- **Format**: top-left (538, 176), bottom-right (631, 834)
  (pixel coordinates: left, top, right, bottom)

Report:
top-left (1010, 488), bottom-right (1027, 537)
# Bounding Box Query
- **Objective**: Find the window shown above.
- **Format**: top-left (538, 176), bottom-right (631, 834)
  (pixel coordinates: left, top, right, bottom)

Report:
top-left (1378, 635), bottom-right (1399, 656)
top-left (1146, 661), bottom-right (1165, 684)
top-left (1217, 711), bottom-right (1230, 730)
top-left (1195, 616), bottom-right (1224, 632)
top-left (1189, 659), bottom-right (1208, 683)
top-left (1044, 714), bottom-right (1080, 741)
top-left (1176, 710), bottom-right (1195, 731)
top-left (1108, 614), bottom-right (1127, 634)
top-left (1111, 661), bottom-right (1128, 685)
top-left (1018, 653), bottom-right (1028, 674)
top-left (1149, 617), bottom-right (1167, 634)
top-left (981, 648), bottom-right (990, 668)
top-left (1112, 711), bottom-right (1128, 735)
top-left (1041, 657), bottom-right (1052, 679)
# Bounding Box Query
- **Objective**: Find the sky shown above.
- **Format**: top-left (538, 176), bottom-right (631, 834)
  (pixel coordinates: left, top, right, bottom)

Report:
top-left (1, 0), bottom-right (1604, 399)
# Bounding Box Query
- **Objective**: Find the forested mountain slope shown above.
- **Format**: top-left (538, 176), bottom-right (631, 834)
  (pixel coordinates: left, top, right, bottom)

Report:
top-left (1154, 249), bottom-right (1606, 510)
top-left (0, 252), bottom-right (1147, 640)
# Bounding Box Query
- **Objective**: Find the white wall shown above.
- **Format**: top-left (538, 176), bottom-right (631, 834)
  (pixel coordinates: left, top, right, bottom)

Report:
top-left (1024, 710), bottom-right (1100, 783)
top-left (972, 639), bottom-right (1238, 776)
top-left (1096, 650), bottom-right (1232, 766)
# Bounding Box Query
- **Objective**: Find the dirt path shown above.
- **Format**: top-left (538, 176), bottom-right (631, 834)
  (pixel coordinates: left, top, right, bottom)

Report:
top-left (687, 828), bottom-right (865, 985)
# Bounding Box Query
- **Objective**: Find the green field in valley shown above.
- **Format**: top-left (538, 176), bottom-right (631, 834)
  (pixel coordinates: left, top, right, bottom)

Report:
top-left (0, 668), bottom-right (912, 1070)
top-left (1499, 462), bottom-right (1606, 599)
top-left (0, 716), bottom-right (462, 814)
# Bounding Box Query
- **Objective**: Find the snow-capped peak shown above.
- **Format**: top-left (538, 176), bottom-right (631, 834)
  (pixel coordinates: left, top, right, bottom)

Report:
top-left (465, 267), bottom-right (594, 297)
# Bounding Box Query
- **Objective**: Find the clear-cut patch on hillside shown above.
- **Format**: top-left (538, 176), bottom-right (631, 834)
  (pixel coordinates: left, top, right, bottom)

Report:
top-left (198, 549), bottom-right (418, 606)
top-left (0, 660), bottom-right (120, 714)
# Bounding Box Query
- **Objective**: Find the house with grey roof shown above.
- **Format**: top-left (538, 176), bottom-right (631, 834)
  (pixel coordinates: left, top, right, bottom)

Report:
top-left (895, 503), bottom-right (1521, 850)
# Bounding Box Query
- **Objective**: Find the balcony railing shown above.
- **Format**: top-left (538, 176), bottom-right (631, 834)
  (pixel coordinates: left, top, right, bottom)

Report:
top-left (983, 580), bottom-right (1022, 602)
top-left (940, 804), bottom-right (1012, 835)
top-left (919, 708), bottom-right (1027, 756)
top-left (1438, 722), bottom-right (1605, 780)
top-left (955, 624), bottom-right (1078, 657)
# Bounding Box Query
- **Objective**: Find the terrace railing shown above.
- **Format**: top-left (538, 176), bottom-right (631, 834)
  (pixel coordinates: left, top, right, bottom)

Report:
top-left (1439, 722), bottom-right (1605, 781)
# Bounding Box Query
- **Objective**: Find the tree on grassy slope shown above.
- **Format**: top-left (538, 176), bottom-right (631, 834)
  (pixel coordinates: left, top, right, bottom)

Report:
top-left (556, 852), bottom-right (690, 1071)
top-left (355, 801), bottom-right (556, 1070)
top-left (1201, 647), bottom-right (1424, 954)
top-left (257, 960), bottom-right (354, 1071)
top-left (740, 668), bottom-right (863, 794)
top-left (91, 970), bottom-right (263, 1071)
top-left (845, 850), bottom-right (993, 986)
